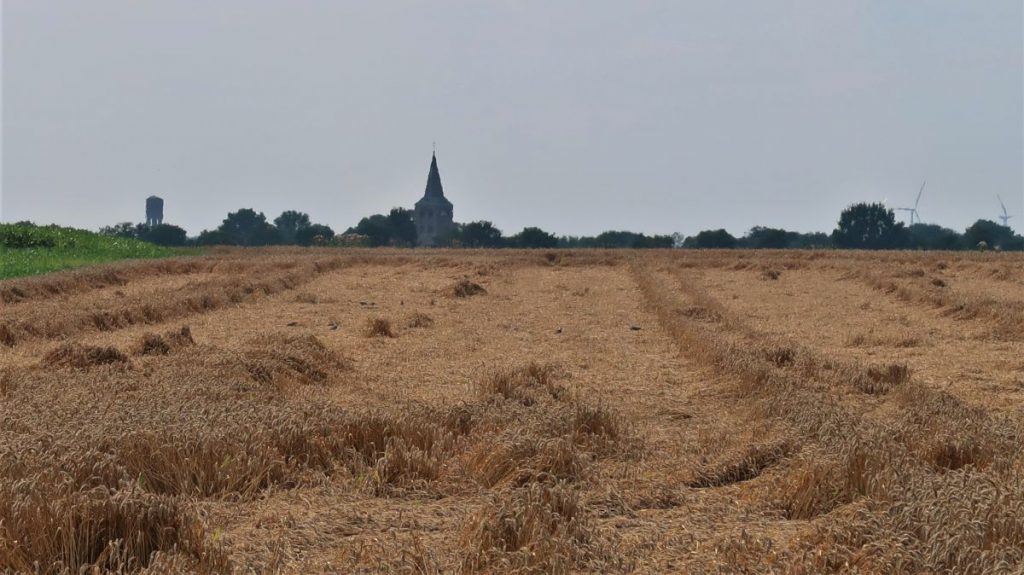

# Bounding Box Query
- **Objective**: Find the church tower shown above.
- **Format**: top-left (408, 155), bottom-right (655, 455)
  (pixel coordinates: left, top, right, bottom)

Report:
top-left (414, 153), bottom-right (454, 246)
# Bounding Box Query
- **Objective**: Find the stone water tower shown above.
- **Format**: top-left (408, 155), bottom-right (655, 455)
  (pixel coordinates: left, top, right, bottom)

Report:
top-left (146, 196), bottom-right (164, 226)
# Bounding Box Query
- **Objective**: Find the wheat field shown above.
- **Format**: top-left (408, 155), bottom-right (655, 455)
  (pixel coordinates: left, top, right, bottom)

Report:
top-left (2, 248), bottom-right (1024, 573)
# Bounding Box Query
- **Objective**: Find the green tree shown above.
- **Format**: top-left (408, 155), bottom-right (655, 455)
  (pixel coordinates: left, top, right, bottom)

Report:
top-left (832, 203), bottom-right (907, 250)
top-left (218, 209), bottom-right (280, 246)
top-left (387, 208), bottom-right (418, 247)
top-left (273, 211), bottom-right (312, 244)
top-left (353, 214), bottom-right (394, 247)
top-left (964, 220), bottom-right (1020, 250)
top-left (295, 223), bottom-right (335, 246)
top-left (512, 227), bottom-right (558, 249)
top-left (595, 231), bottom-right (637, 248)
top-left (350, 209), bottom-right (418, 247)
top-left (139, 224), bottom-right (187, 247)
top-left (557, 235), bottom-right (600, 248)
top-left (590, 230), bottom-right (673, 248)
top-left (907, 223), bottom-right (962, 251)
top-left (99, 222), bottom-right (141, 239)
top-left (684, 229), bottom-right (738, 249)
top-left (790, 232), bottom-right (831, 249)
top-left (460, 221), bottom-right (504, 248)
top-left (195, 229), bottom-right (230, 246)
top-left (743, 226), bottom-right (794, 249)
top-left (634, 234), bottom-right (675, 248)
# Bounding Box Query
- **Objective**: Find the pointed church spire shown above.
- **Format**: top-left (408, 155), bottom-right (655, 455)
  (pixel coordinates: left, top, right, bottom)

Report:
top-left (424, 152), bottom-right (445, 198)
top-left (414, 149), bottom-right (454, 247)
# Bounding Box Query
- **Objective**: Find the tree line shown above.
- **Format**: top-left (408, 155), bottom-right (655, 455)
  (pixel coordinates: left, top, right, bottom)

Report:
top-left (100, 201), bottom-right (1023, 251)
top-left (100, 210), bottom-right (334, 248)
top-left (684, 203), bottom-right (1023, 251)
top-left (100, 207), bottom-right (674, 249)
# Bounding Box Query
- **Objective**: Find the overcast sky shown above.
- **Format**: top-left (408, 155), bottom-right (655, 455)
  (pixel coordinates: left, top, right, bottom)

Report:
top-left (2, 1), bottom-right (1022, 237)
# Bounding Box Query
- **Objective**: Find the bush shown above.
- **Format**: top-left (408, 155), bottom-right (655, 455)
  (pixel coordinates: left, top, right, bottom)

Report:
top-left (1, 224), bottom-right (62, 248)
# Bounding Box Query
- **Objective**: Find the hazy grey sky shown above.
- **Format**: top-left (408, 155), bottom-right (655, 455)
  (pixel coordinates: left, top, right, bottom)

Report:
top-left (3, 1), bottom-right (1022, 237)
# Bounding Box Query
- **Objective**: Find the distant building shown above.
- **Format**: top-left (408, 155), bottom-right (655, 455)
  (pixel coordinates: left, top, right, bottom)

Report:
top-left (414, 153), bottom-right (454, 247)
top-left (146, 196), bottom-right (164, 226)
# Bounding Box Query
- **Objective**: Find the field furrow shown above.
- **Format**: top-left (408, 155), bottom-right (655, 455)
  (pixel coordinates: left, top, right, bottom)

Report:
top-left (633, 259), bottom-right (1024, 573)
top-left (700, 265), bottom-right (1024, 412)
top-left (0, 256), bottom-right (347, 352)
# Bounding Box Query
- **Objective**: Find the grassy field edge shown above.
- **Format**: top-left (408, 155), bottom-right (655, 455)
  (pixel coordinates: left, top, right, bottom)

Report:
top-left (0, 223), bottom-right (188, 280)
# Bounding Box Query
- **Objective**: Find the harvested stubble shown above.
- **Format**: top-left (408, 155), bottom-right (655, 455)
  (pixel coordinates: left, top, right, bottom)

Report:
top-left (458, 366), bottom-right (636, 499)
top-left (633, 256), bottom-right (1024, 573)
top-left (117, 432), bottom-right (289, 499)
top-left (764, 345), bottom-right (797, 367)
top-left (460, 436), bottom-right (585, 488)
top-left (0, 258), bottom-right (215, 306)
top-left (855, 362), bottom-right (911, 394)
top-left (108, 405), bottom-right (467, 500)
top-left (0, 256), bottom-right (345, 347)
top-left (846, 262), bottom-right (1024, 338)
top-left (679, 304), bottom-right (721, 323)
top-left (0, 324), bottom-right (15, 347)
top-left (0, 369), bottom-right (18, 397)
top-left (42, 343), bottom-right (129, 369)
top-left (292, 291), bottom-right (321, 304)
top-left (774, 457), bottom-right (849, 520)
top-left (135, 325), bottom-right (195, 356)
top-left (405, 312), bottom-right (435, 328)
top-left (461, 483), bottom-right (590, 574)
top-left (475, 362), bottom-right (567, 406)
top-left (363, 317), bottom-right (396, 338)
top-left (688, 440), bottom-right (794, 488)
top-left (567, 402), bottom-right (635, 456)
top-left (451, 278), bottom-right (487, 298)
top-left (0, 477), bottom-right (229, 573)
top-left (240, 333), bottom-right (349, 389)
top-left (4, 249), bottom-right (1024, 572)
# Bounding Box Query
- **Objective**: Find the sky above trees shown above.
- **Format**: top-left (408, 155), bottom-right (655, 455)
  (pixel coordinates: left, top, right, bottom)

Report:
top-left (2, 1), bottom-right (1021, 237)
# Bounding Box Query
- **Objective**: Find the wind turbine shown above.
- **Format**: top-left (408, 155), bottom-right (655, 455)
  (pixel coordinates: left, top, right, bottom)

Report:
top-left (896, 181), bottom-right (925, 225)
top-left (998, 195), bottom-right (1014, 227)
